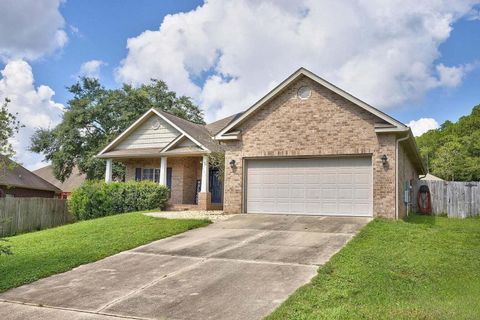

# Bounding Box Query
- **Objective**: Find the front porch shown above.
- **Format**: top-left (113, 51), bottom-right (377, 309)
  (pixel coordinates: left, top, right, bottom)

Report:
top-left (105, 155), bottom-right (223, 211)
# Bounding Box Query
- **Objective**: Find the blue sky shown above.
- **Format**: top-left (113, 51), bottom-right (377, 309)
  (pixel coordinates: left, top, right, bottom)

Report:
top-left (395, 16), bottom-right (480, 124)
top-left (0, 0), bottom-right (479, 168)
top-left (31, 1), bottom-right (203, 102)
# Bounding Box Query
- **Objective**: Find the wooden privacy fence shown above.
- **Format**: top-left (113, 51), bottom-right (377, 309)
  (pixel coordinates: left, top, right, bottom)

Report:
top-left (0, 198), bottom-right (74, 237)
top-left (413, 180), bottom-right (480, 218)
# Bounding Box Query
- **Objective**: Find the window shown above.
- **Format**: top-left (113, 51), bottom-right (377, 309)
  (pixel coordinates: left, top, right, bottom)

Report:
top-left (142, 168), bottom-right (154, 181)
top-left (135, 167), bottom-right (161, 183)
top-left (297, 86), bottom-right (311, 99)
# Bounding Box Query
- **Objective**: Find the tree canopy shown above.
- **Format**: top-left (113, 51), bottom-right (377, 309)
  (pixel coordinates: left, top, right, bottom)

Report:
top-left (0, 98), bottom-right (21, 255)
top-left (30, 78), bottom-right (205, 181)
top-left (416, 105), bottom-right (480, 181)
top-left (0, 98), bottom-right (22, 176)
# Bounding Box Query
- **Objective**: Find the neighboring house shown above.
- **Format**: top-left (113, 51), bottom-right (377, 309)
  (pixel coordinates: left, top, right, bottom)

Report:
top-left (0, 157), bottom-right (61, 198)
top-left (97, 68), bottom-right (425, 219)
top-left (33, 165), bottom-right (86, 199)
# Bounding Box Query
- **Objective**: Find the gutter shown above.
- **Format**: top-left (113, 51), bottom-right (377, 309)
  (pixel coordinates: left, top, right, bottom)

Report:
top-left (395, 133), bottom-right (410, 220)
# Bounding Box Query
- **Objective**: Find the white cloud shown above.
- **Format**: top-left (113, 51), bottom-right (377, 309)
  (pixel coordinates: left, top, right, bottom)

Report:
top-left (0, 60), bottom-right (64, 168)
top-left (78, 60), bottom-right (106, 79)
top-left (116, 0), bottom-right (480, 121)
top-left (436, 63), bottom-right (477, 87)
top-left (0, 0), bottom-right (67, 62)
top-left (408, 118), bottom-right (440, 136)
top-left (467, 7), bottom-right (480, 20)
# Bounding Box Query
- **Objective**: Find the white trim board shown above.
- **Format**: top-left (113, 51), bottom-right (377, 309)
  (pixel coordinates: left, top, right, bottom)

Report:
top-left (160, 134), bottom-right (185, 153)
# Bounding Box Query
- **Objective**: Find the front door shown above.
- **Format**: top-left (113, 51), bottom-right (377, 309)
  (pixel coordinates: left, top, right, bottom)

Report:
top-left (209, 168), bottom-right (222, 204)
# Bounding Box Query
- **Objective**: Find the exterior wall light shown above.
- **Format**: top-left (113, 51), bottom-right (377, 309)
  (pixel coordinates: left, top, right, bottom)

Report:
top-left (381, 154), bottom-right (388, 166)
top-left (229, 159), bottom-right (236, 169)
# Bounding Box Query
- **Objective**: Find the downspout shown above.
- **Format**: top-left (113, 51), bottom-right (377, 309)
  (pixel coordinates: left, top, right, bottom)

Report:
top-left (395, 133), bottom-right (410, 220)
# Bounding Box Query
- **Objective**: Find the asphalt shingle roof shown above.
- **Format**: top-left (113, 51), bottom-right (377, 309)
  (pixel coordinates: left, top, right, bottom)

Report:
top-left (0, 157), bottom-right (61, 193)
top-left (156, 109), bottom-right (224, 152)
top-left (33, 165), bottom-right (86, 193)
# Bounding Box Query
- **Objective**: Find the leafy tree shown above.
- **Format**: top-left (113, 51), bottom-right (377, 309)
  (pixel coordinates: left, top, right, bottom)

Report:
top-left (0, 98), bottom-right (21, 256)
top-left (417, 105), bottom-right (480, 181)
top-left (431, 140), bottom-right (466, 181)
top-left (30, 78), bottom-right (205, 182)
top-left (0, 99), bottom-right (22, 176)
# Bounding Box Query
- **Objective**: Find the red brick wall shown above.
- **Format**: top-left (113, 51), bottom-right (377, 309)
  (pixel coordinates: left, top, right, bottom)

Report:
top-left (221, 75), bottom-right (398, 218)
top-left (0, 186), bottom-right (57, 198)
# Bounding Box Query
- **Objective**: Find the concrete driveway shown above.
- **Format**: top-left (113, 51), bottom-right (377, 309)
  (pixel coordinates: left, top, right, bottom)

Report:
top-left (0, 214), bottom-right (369, 320)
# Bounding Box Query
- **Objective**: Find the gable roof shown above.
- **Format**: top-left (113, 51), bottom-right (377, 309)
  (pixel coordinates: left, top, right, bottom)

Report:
top-left (33, 165), bottom-right (86, 193)
top-left (215, 67), bottom-right (407, 139)
top-left (97, 109), bottom-right (223, 158)
top-left (0, 157), bottom-right (61, 193)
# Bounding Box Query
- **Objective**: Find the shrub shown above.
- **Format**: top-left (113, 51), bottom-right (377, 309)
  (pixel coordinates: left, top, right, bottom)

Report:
top-left (69, 181), bottom-right (169, 220)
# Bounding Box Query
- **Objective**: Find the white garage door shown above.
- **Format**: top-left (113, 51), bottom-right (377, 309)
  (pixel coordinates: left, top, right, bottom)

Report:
top-left (246, 157), bottom-right (372, 216)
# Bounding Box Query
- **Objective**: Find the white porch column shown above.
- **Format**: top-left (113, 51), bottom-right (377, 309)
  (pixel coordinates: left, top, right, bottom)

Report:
top-left (159, 157), bottom-right (167, 186)
top-left (105, 159), bottom-right (113, 183)
top-left (201, 155), bottom-right (209, 192)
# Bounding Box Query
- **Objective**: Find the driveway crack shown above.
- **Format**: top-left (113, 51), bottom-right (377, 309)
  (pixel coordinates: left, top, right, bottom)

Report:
top-left (94, 257), bottom-right (208, 313)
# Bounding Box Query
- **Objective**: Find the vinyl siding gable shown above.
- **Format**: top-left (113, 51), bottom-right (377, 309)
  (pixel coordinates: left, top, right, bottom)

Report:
top-left (115, 114), bottom-right (180, 150)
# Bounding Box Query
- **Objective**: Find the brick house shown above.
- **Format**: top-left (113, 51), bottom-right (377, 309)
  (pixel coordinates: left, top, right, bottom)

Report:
top-left (34, 165), bottom-right (86, 199)
top-left (97, 68), bottom-right (425, 219)
top-left (0, 157), bottom-right (61, 198)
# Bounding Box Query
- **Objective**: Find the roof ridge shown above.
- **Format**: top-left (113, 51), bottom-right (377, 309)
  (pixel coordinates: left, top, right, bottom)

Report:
top-left (155, 109), bottom-right (206, 128)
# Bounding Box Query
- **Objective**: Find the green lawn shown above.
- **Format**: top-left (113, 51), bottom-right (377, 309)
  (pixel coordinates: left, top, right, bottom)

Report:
top-left (267, 215), bottom-right (480, 320)
top-left (0, 212), bottom-right (209, 292)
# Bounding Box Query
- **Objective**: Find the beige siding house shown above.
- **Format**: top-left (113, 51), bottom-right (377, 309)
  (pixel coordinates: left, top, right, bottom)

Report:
top-left (97, 68), bottom-right (425, 218)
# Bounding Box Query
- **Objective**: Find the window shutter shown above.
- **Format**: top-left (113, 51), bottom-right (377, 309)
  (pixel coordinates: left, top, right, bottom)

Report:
top-left (135, 168), bottom-right (142, 181)
top-left (167, 168), bottom-right (172, 190)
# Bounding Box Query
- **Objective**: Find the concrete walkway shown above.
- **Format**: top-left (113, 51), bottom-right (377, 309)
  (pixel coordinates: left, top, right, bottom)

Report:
top-left (0, 214), bottom-right (370, 320)
top-left (145, 210), bottom-right (235, 222)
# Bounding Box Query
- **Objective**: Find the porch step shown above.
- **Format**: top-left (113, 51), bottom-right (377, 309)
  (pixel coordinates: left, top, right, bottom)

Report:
top-left (165, 204), bottom-right (200, 211)
top-left (165, 203), bottom-right (224, 211)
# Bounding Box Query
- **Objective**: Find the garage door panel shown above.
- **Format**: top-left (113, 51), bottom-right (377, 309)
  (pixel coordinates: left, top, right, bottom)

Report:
top-left (305, 188), bottom-right (322, 199)
top-left (338, 188), bottom-right (353, 199)
top-left (277, 174), bottom-right (289, 184)
top-left (276, 201), bottom-right (290, 212)
top-left (322, 173), bottom-right (337, 183)
top-left (276, 187), bottom-right (290, 198)
top-left (322, 202), bottom-right (338, 215)
top-left (337, 173), bottom-right (353, 183)
top-left (353, 173), bottom-right (370, 183)
top-left (246, 157), bottom-right (372, 216)
top-left (322, 188), bottom-right (337, 200)
top-left (338, 202), bottom-right (353, 211)
top-left (354, 188), bottom-right (370, 199)
top-left (353, 203), bottom-right (371, 215)
top-left (305, 201), bottom-right (322, 212)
